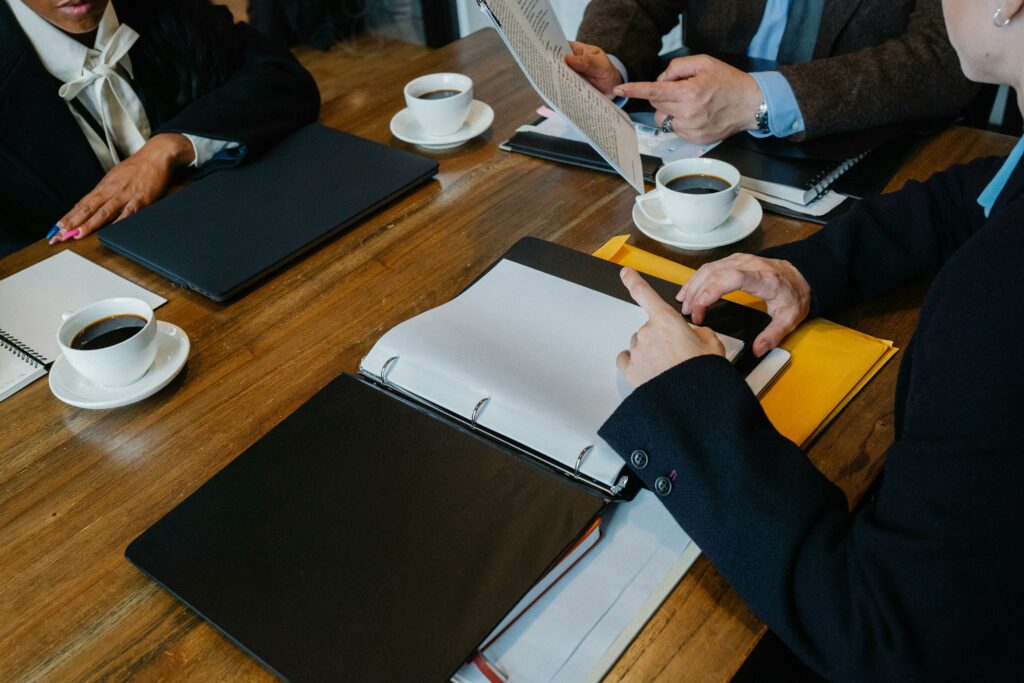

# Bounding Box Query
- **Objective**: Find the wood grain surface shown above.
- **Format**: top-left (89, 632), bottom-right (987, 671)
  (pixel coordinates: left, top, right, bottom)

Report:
top-left (0, 29), bottom-right (1016, 683)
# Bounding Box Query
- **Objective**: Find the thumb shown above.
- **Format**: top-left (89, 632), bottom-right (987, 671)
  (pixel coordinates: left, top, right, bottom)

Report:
top-left (752, 319), bottom-right (793, 357)
top-left (564, 53), bottom-right (594, 74)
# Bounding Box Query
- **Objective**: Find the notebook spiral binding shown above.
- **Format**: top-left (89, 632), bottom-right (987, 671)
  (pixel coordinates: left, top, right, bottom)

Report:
top-left (0, 328), bottom-right (46, 368)
top-left (809, 151), bottom-right (869, 201)
top-left (372, 355), bottom-right (628, 498)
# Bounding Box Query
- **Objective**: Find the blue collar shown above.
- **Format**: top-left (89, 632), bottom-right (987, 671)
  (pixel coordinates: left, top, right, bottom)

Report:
top-left (978, 136), bottom-right (1024, 218)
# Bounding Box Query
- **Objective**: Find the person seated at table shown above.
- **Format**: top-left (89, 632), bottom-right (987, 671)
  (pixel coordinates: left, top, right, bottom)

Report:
top-left (565, 0), bottom-right (977, 144)
top-left (0, 0), bottom-right (320, 258)
top-left (600, 0), bottom-right (1024, 678)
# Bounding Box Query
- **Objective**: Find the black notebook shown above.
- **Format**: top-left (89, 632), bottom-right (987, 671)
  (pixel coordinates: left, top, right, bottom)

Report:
top-left (706, 136), bottom-right (867, 206)
top-left (126, 239), bottom-right (789, 681)
top-left (100, 124), bottom-right (438, 301)
top-left (502, 124), bottom-right (663, 183)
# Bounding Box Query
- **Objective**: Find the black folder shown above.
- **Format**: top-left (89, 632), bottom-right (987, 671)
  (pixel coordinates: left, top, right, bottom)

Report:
top-left (126, 239), bottom-right (775, 681)
top-left (100, 124), bottom-right (438, 301)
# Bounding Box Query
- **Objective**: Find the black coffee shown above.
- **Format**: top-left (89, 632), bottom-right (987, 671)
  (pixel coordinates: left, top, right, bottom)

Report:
top-left (71, 314), bottom-right (146, 351)
top-left (417, 89), bottom-right (461, 100)
top-left (665, 174), bottom-right (731, 195)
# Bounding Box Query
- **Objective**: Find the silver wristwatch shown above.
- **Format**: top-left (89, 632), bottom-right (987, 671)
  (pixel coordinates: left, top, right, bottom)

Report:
top-left (755, 101), bottom-right (770, 133)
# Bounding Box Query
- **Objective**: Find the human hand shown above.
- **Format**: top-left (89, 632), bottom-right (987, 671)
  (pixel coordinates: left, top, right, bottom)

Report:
top-left (612, 55), bottom-right (762, 144)
top-left (49, 133), bottom-right (195, 244)
top-left (678, 253), bottom-right (812, 357)
top-left (616, 267), bottom-right (725, 388)
top-left (564, 40), bottom-right (624, 95)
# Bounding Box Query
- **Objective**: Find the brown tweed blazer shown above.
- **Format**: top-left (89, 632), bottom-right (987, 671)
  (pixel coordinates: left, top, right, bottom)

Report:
top-left (576, 0), bottom-right (978, 139)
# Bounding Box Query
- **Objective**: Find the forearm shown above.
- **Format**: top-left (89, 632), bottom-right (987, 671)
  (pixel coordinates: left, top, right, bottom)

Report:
top-left (778, 7), bottom-right (976, 138)
top-left (600, 357), bottom-right (868, 678)
top-left (598, 354), bottom-right (1019, 680)
top-left (759, 157), bottom-right (999, 316)
top-left (156, 24), bottom-right (320, 157)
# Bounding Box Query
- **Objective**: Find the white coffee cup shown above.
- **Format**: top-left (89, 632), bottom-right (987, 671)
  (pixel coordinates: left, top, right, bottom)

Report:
top-left (57, 297), bottom-right (159, 387)
top-left (636, 158), bottom-right (741, 234)
top-left (404, 73), bottom-right (474, 137)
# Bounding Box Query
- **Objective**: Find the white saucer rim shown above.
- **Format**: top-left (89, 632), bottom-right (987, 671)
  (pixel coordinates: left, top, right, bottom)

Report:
top-left (390, 100), bottom-right (494, 148)
top-left (49, 321), bottom-right (190, 409)
top-left (632, 190), bottom-right (762, 250)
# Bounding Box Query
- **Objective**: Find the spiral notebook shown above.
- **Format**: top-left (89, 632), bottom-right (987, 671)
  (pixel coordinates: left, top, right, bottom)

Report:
top-left (0, 251), bottom-right (165, 401)
top-left (707, 136), bottom-right (867, 206)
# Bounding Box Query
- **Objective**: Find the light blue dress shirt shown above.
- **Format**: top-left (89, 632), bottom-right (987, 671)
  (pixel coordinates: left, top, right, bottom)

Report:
top-left (607, 0), bottom-right (806, 138)
top-left (977, 136), bottom-right (1024, 217)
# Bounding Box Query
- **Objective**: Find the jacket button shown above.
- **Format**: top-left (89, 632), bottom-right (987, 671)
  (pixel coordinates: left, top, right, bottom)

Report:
top-left (630, 449), bottom-right (648, 470)
top-left (654, 476), bottom-right (672, 497)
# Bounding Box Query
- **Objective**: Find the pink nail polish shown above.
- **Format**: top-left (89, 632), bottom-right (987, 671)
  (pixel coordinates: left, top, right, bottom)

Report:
top-left (64, 229), bottom-right (81, 240)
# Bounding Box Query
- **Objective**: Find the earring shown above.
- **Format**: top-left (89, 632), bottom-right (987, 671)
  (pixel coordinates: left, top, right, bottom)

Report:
top-left (993, 8), bottom-right (1011, 26)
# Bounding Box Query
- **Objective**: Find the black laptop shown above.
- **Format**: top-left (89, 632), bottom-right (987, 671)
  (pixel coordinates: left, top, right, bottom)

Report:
top-left (100, 124), bottom-right (438, 301)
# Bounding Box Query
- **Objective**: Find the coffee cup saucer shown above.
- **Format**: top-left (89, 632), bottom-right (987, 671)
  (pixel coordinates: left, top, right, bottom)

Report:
top-left (632, 189), bottom-right (763, 250)
top-left (390, 100), bottom-right (494, 149)
top-left (49, 321), bottom-right (190, 409)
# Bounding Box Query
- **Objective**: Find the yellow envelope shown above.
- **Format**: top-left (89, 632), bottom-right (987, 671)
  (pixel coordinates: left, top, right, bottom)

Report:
top-left (594, 236), bottom-right (898, 447)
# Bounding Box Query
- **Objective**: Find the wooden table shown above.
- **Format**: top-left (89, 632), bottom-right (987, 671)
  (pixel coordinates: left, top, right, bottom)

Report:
top-left (0, 29), bottom-right (1016, 682)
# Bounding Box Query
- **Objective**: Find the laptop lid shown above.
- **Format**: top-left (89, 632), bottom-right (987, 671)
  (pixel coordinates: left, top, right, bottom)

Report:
top-left (99, 124), bottom-right (438, 301)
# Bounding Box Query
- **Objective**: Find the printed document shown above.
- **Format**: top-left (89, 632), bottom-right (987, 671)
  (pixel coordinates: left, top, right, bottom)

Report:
top-left (478, 0), bottom-right (645, 192)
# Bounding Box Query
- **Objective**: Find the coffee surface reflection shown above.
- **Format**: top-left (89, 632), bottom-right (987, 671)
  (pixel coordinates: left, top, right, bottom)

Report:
top-left (71, 314), bottom-right (147, 351)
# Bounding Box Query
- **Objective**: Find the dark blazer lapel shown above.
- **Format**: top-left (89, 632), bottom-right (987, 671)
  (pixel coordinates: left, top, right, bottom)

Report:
top-left (813, 0), bottom-right (864, 58)
top-left (0, 2), bottom-right (104, 209)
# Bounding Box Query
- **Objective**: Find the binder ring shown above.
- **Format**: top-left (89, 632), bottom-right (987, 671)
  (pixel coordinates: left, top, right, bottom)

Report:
top-left (381, 356), bottom-right (399, 384)
top-left (573, 445), bottom-right (594, 480)
top-left (471, 397), bottom-right (490, 426)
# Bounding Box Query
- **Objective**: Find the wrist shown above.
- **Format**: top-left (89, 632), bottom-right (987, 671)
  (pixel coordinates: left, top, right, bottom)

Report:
top-left (146, 133), bottom-right (196, 170)
top-left (743, 74), bottom-right (766, 131)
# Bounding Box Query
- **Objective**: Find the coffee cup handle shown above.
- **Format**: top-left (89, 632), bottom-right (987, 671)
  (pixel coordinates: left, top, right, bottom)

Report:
top-left (635, 191), bottom-right (674, 226)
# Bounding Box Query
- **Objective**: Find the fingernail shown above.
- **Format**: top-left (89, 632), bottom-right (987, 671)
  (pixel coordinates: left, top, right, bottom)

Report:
top-left (45, 225), bottom-right (60, 240)
top-left (65, 228), bottom-right (81, 240)
top-left (681, 302), bottom-right (691, 315)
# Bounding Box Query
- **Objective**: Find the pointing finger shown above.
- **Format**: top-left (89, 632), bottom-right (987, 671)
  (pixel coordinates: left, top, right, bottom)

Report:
top-left (620, 267), bottom-right (673, 316)
top-left (613, 81), bottom-right (685, 101)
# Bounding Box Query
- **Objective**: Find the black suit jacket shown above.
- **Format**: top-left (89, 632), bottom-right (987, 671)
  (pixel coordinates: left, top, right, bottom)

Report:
top-left (599, 150), bottom-right (1024, 679)
top-left (0, 0), bottom-right (320, 258)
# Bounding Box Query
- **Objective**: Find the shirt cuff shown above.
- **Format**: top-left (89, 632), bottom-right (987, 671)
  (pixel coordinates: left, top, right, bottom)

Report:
top-left (748, 71), bottom-right (805, 138)
top-left (607, 53), bottom-right (629, 107)
top-left (184, 134), bottom-right (242, 168)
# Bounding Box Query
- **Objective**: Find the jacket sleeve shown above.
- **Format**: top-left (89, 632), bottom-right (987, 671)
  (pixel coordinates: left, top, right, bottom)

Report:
top-left (598, 318), bottom-right (1024, 680)
top-left (153, 19), bottom-right (320, 162)
top-left (758, 155), bottom-right (1001, 317)
top-left (778, 0), bottom-right (977, 139)
top-left (576, 0), bottom-right (685, 83)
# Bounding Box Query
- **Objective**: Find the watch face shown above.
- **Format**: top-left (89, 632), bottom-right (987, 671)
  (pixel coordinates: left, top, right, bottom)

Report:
top-left (756, 102), bottom-right (769, 132)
